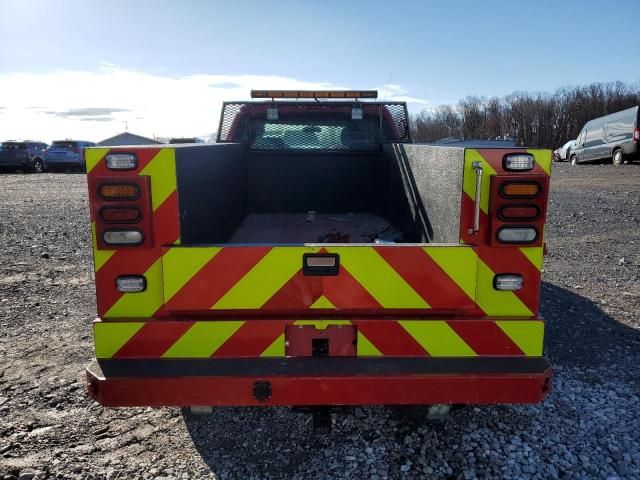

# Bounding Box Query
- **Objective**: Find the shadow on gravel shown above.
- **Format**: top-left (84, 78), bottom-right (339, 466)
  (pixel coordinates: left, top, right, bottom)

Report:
top-left (541, 281), bottom-right (640, 377)
top-left (180, 282), bottom-right (640, 479)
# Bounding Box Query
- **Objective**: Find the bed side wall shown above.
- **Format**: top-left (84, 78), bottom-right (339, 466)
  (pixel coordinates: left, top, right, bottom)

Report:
top-left (383, 144), bottom-right (464, 243)
top-left (176, 144), bottom-right (247, 244)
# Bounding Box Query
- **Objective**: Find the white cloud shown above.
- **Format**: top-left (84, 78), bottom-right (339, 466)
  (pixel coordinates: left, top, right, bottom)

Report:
top-left (0, 64), bottom-right (430, 142)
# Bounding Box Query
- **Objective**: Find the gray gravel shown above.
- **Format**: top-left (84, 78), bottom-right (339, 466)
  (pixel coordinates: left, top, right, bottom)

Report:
top-left (1, 163), bottom-right (640, 479)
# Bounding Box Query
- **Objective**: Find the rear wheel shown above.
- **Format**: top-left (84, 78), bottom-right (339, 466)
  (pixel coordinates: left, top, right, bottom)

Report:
top-left (32, 158), bottom-right (44, 173)
top-left (570, 155), bottom-right (578, 166)
top-left (612, 149), bottom-right (623, 166)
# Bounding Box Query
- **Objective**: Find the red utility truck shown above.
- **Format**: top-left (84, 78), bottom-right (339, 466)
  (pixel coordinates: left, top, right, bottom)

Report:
top-left (85, 90), bottom-right (552, 423)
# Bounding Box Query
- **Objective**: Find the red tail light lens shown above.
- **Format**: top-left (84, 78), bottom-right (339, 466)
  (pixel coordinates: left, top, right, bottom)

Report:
top-left (634, 128), bottom-right (639, 141)
top-left (100, 207), bottom-right (141, 223)
top-left (500, 205), bottom-right (539, 220)
top-left (99, 184), bottom-right (140, 200)
top-left (501, 182), bottom-right (541, 198)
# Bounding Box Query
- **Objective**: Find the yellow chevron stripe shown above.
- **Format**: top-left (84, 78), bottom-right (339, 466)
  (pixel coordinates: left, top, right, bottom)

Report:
top-left (310, 295), bottom-right (336, 309)
top-left (474, 258), bottom-right (533, 316)
top-left (162, 321), bottom-right (244, 358)
top-left (527, 148), bottom-right (552, 175)
top-left (212, 247), bottom-right (320, 309)
top-left (399, 320), bottom-right (477, 356)
top-left (91, 222), bottom-right (115, 272)
top-left (496, 320), bottom-right (544, 356)
top-left (104, 258), bottom-right (164, 318)
top-left (260, 334), bottom-right (285, 357)
top-left (423, 246), bottom-right (477, 300)
top-left (519, 246), bottom-right (544, 271)
top-left (85, 148), bottom-right (109, 174)
top-left (139, 148), bottom-right (177, 211)
top-left (357, 332), bottom-right (383, 356)
top-left (328, 247), bottom-right (430, 309)
top-left (463, 149), bottom-right (497, 213)
top-left (162, 247), bottom-right (221, 302)
top-left (94, 321), bottom-right (143, 358)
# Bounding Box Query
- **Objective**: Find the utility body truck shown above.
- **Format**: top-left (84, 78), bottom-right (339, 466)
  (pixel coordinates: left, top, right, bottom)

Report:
top-left (85, 90), bottom-right (552, 426)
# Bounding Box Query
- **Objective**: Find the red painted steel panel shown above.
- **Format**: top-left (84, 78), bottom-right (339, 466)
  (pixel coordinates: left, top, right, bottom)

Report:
top-left (87, 371), bottom-right (552, 407)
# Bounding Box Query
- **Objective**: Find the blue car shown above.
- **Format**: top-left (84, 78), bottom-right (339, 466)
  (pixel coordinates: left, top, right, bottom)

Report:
top-left (0, 140), bottom-right (48, 173)
top-left (44, 140), bottom-right (96, 172)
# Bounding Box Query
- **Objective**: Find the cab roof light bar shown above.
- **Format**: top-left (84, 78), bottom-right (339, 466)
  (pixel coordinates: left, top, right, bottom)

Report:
top-left (251, 90), bottom-right (378, 99)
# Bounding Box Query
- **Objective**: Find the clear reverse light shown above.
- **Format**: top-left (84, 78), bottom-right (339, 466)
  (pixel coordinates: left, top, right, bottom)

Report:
top-left (504, 153), bottom-right (534, 171)
top-left (103, 230), bottom-right (143, 245)
top-left (497, 227), bottom-right (537, 243)
top-left (494, 274), bottom-right (524, 291)
top-left (106, 153), bottom-right (137, 170)
top-left (116, 275), bottom-right (146, 293)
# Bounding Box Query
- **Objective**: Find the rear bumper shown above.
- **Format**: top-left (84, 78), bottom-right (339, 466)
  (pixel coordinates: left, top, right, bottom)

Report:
top-left (86, 357), bottom-right (552, 407)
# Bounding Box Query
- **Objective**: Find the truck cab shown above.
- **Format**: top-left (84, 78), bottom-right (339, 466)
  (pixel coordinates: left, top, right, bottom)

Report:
top-left (85, 90), bottom-right (552, 411)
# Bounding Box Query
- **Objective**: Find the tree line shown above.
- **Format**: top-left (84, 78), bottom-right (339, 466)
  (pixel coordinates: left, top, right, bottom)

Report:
top-left (411, 81), bottom-right (640, 148)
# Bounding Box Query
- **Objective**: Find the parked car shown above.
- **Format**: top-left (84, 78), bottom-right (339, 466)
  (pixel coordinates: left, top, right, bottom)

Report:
top-left (553, 140), bottom-right (576, 162)
top-left (570, 106), bottom-right (639, 166)
top-left (0, 140), bottom-right (48, 173)
top-left (44, 140), bottom-right (97, 172)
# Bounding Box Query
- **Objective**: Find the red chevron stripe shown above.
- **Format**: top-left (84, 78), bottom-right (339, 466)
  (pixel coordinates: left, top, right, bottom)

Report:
top-left (113, 321), bottom-right (194, 358)
top-left (374, 246), bottom-right (480, 313)
top-left (164, 247), bottom-right (272, 311)
top-left (261, 270), bottom-right (322, 310)
top-left (448, 321), bottom-right (524, 356)
top-left (152, 190), bottom-right (180, 246)
top-left (322, 267), bottom-right (381, 309)
top-left (353, 320), bottom-right (428, 356)
top-left (213, 320), bottom-right (292, 357)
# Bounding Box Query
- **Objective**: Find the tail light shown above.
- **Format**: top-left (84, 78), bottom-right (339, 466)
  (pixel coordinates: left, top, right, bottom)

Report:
top-left (71, 147), bottom-right (80, 154)
top-left (501, 182), bottom-right (541, 197)
top-left (494, 274), bottom-right (524, 291)
top-left (89, 173), bottom-right (152, 250)
top-left (490, 174), bottom-right (549, 247)
top-left (634, 128), bottom-right (639, 142)
top-left (500, 206), bottom-right (539, 220)
top-left (503, 153), bottom-right (534, 171)
top-left (103, 229), bottom-right (143, 246)
top-left (98, 184), bottom-right (140, 200)
top-left (106, 153), bottom-right (137, 170)
top-left (100, 206), bottom-right (141, 223)
top-left (116, 275), bottom-right (147, 293)
top-left (497, 227), bottom-right (537, 243)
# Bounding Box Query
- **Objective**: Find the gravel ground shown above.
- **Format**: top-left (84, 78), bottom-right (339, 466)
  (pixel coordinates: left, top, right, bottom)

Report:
top-left (1, 163), bottom-right (639, 480)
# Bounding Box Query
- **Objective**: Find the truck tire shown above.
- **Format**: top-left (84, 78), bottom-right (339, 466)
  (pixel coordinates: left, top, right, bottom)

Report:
top-left (570, 155), bottom-right (578, 166)
top-left (612, 149), bottom-right (623, 166)
top-left (31, 158), bottom-right (44, 173)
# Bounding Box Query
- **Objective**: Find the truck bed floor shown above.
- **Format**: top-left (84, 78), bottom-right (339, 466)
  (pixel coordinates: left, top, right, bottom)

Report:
top-left (228, 213), bottom-right (393, 244)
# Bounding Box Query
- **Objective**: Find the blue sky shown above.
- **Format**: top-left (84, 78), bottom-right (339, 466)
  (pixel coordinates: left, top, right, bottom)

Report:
top-left (1, 0), bottom-right (639, 141)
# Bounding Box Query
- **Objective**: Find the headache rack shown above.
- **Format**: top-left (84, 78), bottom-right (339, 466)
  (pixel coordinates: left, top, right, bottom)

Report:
top-left (217, 100), bottom-right (411, 146)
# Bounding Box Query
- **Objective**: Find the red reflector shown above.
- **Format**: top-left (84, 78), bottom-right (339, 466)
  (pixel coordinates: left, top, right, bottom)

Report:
top-left (100, 207), bottom-right (140, 223)
top-left (99, 184), bottom-right (140, 200)
top-left (500, 206), bottom-right (539, 220)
